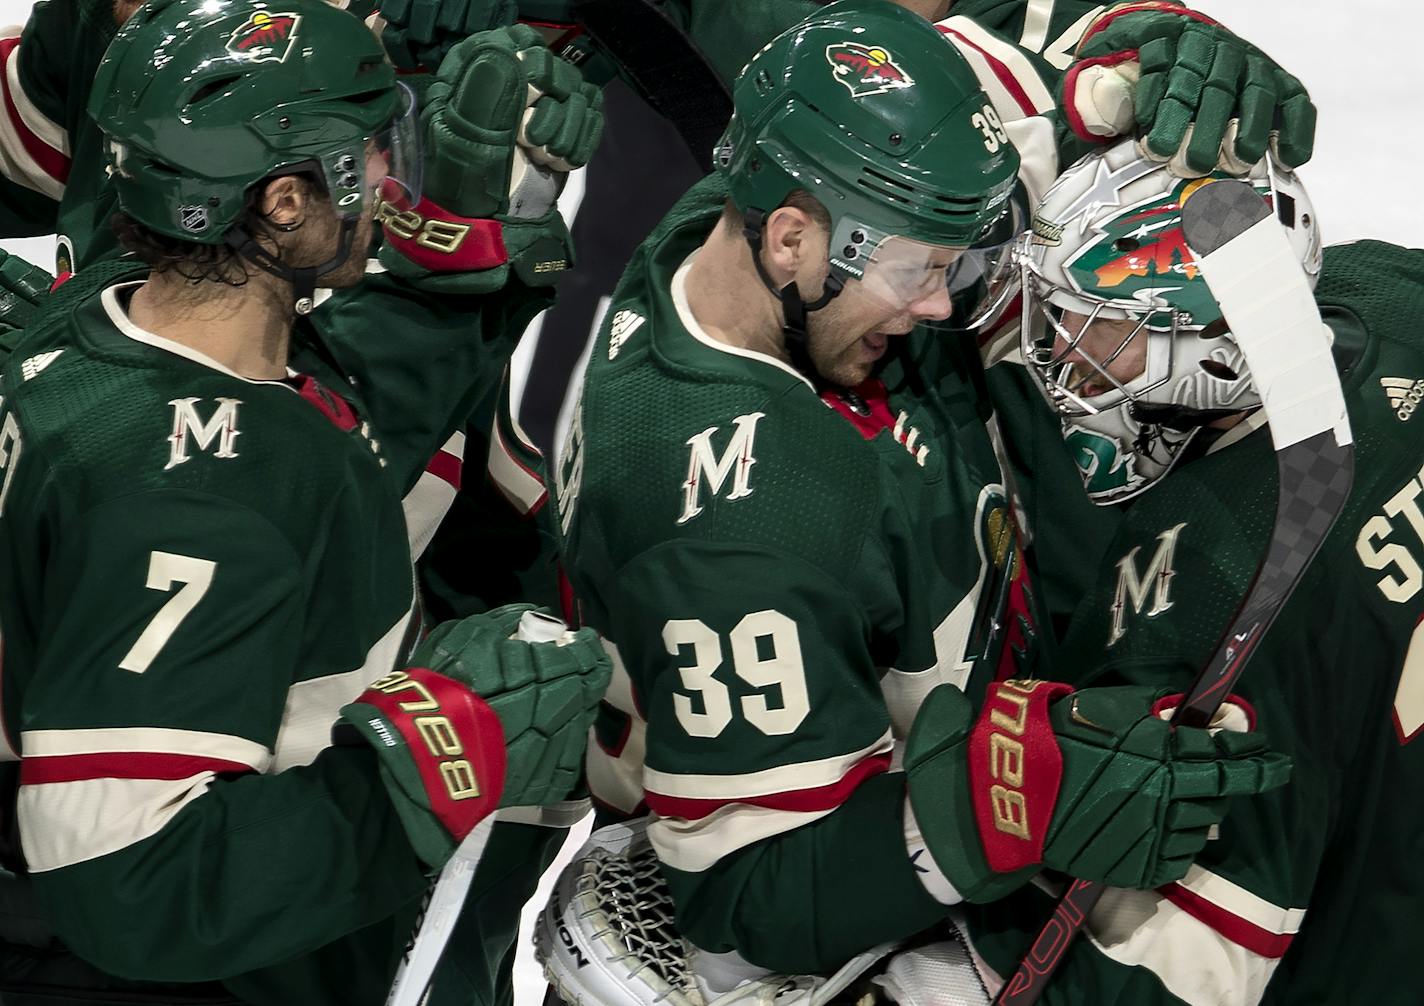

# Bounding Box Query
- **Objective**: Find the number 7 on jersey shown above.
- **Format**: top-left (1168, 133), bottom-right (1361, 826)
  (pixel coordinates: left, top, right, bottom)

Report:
top-left (119, 551), bottom-right (217, 673)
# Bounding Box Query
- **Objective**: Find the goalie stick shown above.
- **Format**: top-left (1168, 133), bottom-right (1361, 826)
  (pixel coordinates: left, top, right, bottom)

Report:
top-left (993, 178), bottom-right (1355, 1006)
top-left (385, 610), bottom-right (573, 1006)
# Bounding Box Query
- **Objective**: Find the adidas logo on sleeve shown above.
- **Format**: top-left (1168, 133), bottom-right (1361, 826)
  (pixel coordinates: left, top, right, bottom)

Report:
top-left (1381, 377), bottom-right (1424, 421)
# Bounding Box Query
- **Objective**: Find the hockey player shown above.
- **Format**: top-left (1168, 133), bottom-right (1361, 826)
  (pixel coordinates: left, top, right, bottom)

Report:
top-left (954, 140), bottom-right (1424, 1004)
top-left (0, 2), bottom-right (610, 1004)
top-left (547, 3), bottom-right (1290, 979)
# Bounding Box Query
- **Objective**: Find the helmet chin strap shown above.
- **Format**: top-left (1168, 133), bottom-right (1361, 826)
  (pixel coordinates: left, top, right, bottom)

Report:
top-left (225, 214), bottom-right (360, 316)
top-left (743, 208), bottom-right (844, 385)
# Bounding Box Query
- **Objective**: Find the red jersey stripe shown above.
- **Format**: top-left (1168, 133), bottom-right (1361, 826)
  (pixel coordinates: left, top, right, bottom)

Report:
top-left (21, 752), bottom-right (257, 785)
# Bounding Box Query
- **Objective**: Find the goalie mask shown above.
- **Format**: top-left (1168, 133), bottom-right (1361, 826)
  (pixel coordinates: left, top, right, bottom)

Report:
top-left (1019, 140), bottom-right (1322, 503)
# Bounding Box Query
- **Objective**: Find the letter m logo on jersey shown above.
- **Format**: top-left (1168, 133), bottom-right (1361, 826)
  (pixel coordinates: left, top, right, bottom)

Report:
top-left (678, 412), bottom-right (765, 525)
top-left (1108, 522), bottom-right (1187, 646)
top-left (165, 397), bottom-right (242, 471)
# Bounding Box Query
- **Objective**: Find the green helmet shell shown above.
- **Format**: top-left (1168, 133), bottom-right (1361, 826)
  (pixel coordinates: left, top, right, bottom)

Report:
top-left (90, 0), bottom-right (400, 243)
top-left (714, 0), bottom-right (1019, 281)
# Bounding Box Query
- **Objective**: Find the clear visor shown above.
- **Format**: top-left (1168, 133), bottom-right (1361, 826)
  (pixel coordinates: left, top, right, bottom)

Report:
top-left (856, 234), bottom-right (967, 314)
top-left (944, 196), bottom-right (1026, 332)
top-left (368, 83), bottom-right (422, 215)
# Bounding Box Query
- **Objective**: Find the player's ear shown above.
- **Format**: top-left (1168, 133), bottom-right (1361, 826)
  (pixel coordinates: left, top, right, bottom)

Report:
top-left (258, 175), bottom-right (309, 234)
top-left (763, 204), bottom-right (827, 280)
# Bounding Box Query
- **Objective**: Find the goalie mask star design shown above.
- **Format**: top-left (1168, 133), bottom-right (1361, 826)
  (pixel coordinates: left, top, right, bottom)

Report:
top-left (825, 42), bottom-right (915, 97)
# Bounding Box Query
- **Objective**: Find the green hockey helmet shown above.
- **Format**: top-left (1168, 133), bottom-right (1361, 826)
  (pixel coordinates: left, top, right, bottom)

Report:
top-left (89, 0), bottom-right (420, 249)
top-left (713, 0), bottom-right (1021, 330)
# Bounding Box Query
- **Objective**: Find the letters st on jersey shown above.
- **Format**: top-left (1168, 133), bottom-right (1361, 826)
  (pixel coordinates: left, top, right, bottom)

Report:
top-left (1356, 463), bottom-right (1424, 743)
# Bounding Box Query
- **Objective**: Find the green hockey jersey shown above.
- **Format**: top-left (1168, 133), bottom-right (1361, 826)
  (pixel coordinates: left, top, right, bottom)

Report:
top-left (548, 171), bottom-right (1040, 974)
top-left (961, 241), bottom-right (1424, 1006)
top-left (0, 280), bottom-right (444, 1004)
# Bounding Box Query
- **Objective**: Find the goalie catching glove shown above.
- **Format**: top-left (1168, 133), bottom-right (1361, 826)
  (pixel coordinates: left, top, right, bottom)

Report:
top-left (341, 604), bottom-right (610, 868)
top-left (1060, 1), bottom-right (1315, 176)
top-left (378, 23), bottom-right (604, 294)
top-left (904, 681), bottom-right (1291, 902)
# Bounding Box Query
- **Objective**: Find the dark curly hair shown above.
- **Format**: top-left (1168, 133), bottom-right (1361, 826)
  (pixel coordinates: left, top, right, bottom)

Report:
top-left (111, 172), bottom-right (325, 287)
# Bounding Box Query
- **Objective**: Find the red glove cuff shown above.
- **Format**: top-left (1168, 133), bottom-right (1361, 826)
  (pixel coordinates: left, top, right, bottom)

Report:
top-left (1079, 2), bottom-right (1221, 51)
top-left (969, 679), bottom-right (1074, 873)
top-left (355, 666), bottom-right (507, 839)
top-left (380, 194), bottom-right (509, 273)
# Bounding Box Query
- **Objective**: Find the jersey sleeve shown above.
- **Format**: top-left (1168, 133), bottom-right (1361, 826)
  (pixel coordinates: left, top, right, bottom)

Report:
top-left (13, 483), bottom-right (427, 982)
top-left (308, 268), bottom-right (552, 501)
top-left (0, 0), bottom-right (78, 225)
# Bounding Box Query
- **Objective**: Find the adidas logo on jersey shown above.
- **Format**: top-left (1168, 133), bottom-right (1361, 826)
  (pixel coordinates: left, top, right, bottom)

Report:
top-left (20, 350), bottom-right (62, 381)
top-left (1381, 377), bottom-right (1424, 421)
top-left (608, 309), bottom-right (645, 360)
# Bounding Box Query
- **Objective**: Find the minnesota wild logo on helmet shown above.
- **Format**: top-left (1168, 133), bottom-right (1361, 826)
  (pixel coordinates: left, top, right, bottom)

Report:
top-left (226, 10), bottom-right (301, 63)
top-left (825, 42), bottom-right (915, 99)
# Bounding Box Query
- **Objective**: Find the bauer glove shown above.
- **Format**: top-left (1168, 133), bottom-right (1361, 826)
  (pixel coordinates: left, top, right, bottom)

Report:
top-left (380, 0), bottom-right (518, 71)
top-left (1059, 1), bottom-right (1316, 176)
top-left (341, 603), bottom-right (611, 868)
top-left (378, 23), bottom-right (604, 295)
top-left (0, 250), bottom-right (53, 366)
top-left (904, 681), bottom-right (1291, 902)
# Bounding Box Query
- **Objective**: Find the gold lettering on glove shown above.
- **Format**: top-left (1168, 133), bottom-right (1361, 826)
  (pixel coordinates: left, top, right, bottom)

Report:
top-left (986, 680), bottom-right (1042, 841)
top-left (368, 670), bottom-right (481, 801)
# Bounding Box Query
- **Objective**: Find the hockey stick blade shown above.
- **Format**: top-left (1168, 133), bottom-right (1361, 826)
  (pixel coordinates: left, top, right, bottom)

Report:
top-left (386, 817), bottom-right (496, 1006)
top-left (994, 178), bottom-right (1354, 1005)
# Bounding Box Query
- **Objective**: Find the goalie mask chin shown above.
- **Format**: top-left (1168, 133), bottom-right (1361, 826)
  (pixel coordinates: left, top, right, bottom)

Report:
top-left (1062, 404), bottom-right (1200, 506)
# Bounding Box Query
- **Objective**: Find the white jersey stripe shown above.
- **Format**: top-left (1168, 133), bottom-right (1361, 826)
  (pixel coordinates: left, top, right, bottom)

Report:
top-left (21, 726), bottom-right (270, 768)
top-left (650, 799), bottom-right (840, 874)
top-left (20, 774), bottom-right (217, 872)
top-left (939, 16), bottom-right (1056, 116)
top-left (0, 33), bottom-right (65, 199)
top-left (403, 430), bottom-right (465, 559)
top-left (274, 603), bottom-right (418, 771)
top-left (488, 419), bottom-right (547, 516)
top-left (643, 728), bottom-right (893, 801)
top-left (1081, 884), bottom-right (1287, 1006)
top-left (4, 35), bottom-right (66, 154)
top-left (1018, 0), bottom-right (1056, 53)
top-left (1173, 864), bottom-right (1307, 937)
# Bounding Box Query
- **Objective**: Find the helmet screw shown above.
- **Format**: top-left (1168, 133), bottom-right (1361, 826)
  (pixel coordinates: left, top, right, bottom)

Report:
top-left (755, 69), bottom-right (773, 92)
top-left (336, 154), bottom-right (356, 172)
top-left (749, 157), bottom-right (761, 173)
top-left (843, 245), bottom-right (858, 259)
top-left (278, 116), bottom-right (290, 129)
top-left (850, 229), bottom-right (866, 245)
top-left (888, 132), bottom-right (902, 146)
top-left (340, 172), bottom-right (358, 189)
top-left (207, 196), bottom-right (220, 207)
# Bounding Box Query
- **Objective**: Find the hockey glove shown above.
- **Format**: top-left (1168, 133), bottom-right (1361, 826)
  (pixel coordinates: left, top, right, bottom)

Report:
top-left (378, 23), bottom-right (604, 295)
top-left (380, 0), bottom-right (517, 71)
top-left (1060, 1), bottom-right (1315, 175)
top-left (341, 603), bottom-right (611, 868)
top-left (0, 250), bottom-right (54, 366)
top-left (904, 681), bottom-right (1291, 903)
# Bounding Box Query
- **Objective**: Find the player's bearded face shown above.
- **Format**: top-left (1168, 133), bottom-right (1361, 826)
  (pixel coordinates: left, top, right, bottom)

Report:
top-left (1055, 311), bottom-right (1148, 399)
top-left (802, 245), bottom-right (957, 388)
top-left (285, 143), bottom-right (387, 289)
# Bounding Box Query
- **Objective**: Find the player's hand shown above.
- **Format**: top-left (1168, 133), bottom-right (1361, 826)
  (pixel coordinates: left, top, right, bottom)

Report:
top-left (341, 604), bottom-right (610, 867)
top-left (1059, 1), bottom-right (1315, 176)
top-left (379, 0), bottom-right (518, 71)
top-left (903, 681), bottom-right (1290, 902)
top-left (378, 23), bottom-right (604, 294)
top-left (0, 250), bottom-right (54, 366)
